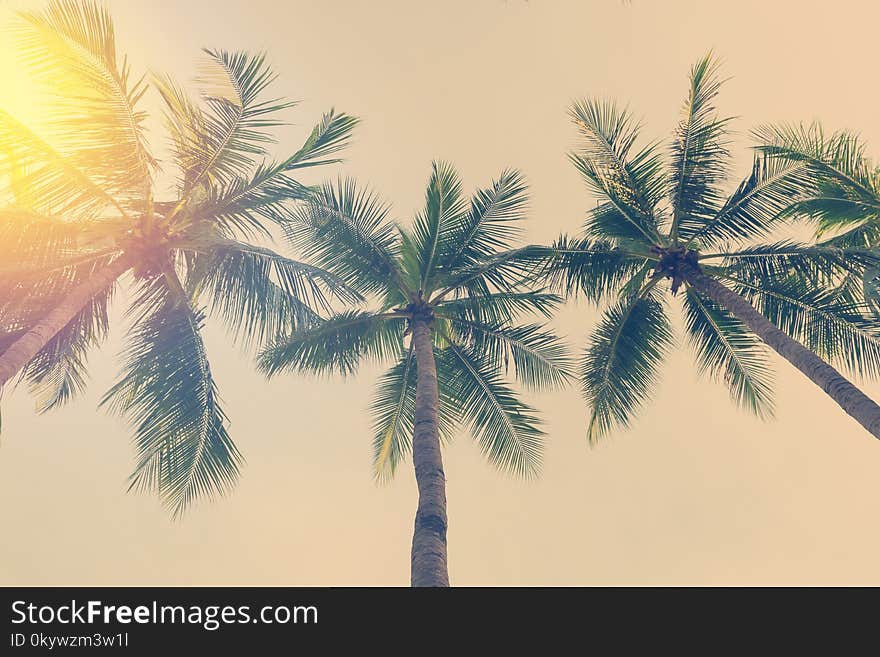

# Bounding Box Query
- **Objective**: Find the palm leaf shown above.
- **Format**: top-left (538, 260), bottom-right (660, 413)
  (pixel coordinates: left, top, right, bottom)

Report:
top-left (682, 287), bottom-right (774, 418)
top-left (568, 98), bottom-right (664, 245)
top-left (13, 0), bottom-right (154, 203)
top-left (285, 178), bottom-right (403, 296)
top-left (581, 285), bottom-right (673, 442)
top-left (441, 316), bottom-right (573, 390)
top-left (439, 341), bottom-right (544, 477)
top-left (258, 311), bottom-right (404, 377)
top-left (101, 276), bottom-right (242, 516)
top-left (668, 53), bottom-right (732, 241)
top-left (409, 161), bottom-right (466, 293)
top-left (722, 273), bottom-right (880, 379)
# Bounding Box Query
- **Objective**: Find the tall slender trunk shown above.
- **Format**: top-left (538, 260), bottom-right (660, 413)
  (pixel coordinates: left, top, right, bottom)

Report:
top-left (409, 318), bottom-right (449, 587)
top-left (0, 255), bottom-right (132, 389)
top-left (685, 265), bottom-right (880, 439)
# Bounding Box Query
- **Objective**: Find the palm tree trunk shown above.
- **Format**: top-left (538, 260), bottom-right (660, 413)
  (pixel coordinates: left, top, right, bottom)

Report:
top-left (685, 265), bottom-right (880, 439)
top-left (0, 255), bottom-right (132, 389)
top-left (409, 317), bottom-right (449, 587)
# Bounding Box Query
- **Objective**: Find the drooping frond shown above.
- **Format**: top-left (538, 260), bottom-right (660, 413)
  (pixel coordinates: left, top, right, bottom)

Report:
top-left (185, 239), bottom-right (357, 349)
top-left (370, 343), bottom-right (417, 481)
top-left (722, 273), bottom-right (880, 379)
top-left (13, 0), bottom-right (154, 203)
top-left (101, 277), bottom-right (242, 516)
top-left (439, 341), bottom-right (544, 477)
top-left (0, 207), bottom-right (109, 267)
top-left (257, 311), bottom-right (404, 378)
top-left (568, 99), bottom-right (664, 245)
top-left (707, 240), bottom-right (880, 289)
top-left (668, 53), bottom-right (733, 241)
top-left (580, 285), bottom-right (673, 442)
top-left (682, 287), bottom-right (774, 418)
top-left (12, 252), bottom-right (117, 413)
top-left (370, 343), bottom-right (460, 481)
top-left (440, 316), bottom-right (573, 390)
top-left (285, 178), bottom-right (403, 296)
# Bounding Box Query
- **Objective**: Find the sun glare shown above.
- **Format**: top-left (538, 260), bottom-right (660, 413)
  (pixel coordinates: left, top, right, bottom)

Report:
top-left (0, 6), bottom-right (48, 134)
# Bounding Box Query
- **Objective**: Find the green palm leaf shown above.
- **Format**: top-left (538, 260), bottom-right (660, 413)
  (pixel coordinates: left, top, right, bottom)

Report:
top-left (101, 277), bottom-right (242, 517)
top-left (669, 54), bottom-right (732, 241)
top-left (568, 99), bottom-right (664, 245)
top-left (441, 316), bottom-right (573, 390)
top-left (285, 178), bottom-right (403, 296)
top-left (440, 342), bottom-right (544, 477)
top-left (258, 311), bottom-right (404, 377)
top-left (683, 287), bottom-right (774, 418)
top-left (581, 286), bottom-right (673, 442)
top-left (723, 273), bottom-right (880, 379)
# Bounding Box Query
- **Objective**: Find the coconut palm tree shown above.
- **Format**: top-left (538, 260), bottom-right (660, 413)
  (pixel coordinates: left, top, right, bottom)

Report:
top-left (539, 54), bottom-right (880, 442)
top-left (257, 163), bottom-right (572, 586)
top-left (0, 0), bottom-right (358, 513)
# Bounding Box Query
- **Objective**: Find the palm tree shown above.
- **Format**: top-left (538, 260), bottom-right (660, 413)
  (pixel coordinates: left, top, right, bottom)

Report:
top-left (539, 54), bottom-right (880, 442)
top-left (0, 0), bottom-right (358, 513)
top-left (257, 163), bottom-right (572, 586)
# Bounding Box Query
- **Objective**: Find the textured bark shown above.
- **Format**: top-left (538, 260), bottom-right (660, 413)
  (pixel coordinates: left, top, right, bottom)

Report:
top-left (685, 265), bottom-right (880, 439)
top-left (409, 318), bottom-right (449, 587)
top-left (0, 255), bottom-right (132, 389)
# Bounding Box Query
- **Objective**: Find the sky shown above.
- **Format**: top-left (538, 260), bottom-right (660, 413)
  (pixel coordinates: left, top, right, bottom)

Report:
top-left (2, 0), bottom-right (880, 586)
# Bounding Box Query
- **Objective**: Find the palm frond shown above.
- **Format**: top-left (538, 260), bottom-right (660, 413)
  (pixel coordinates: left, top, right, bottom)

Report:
top-left (708, 240), bottom-right (880, 288)
top-left (284, 109), bottom-right (359, 171)
top-left (435, 290), bottom-right (561, 324)
top-left (685, 154), bottom-right (818, 249)
top-left (682, 287), bottom-right (774, 418)
top-left (285, 177), bottom-right (403, 296)
top-left (722, 272), bottom-right (880, 379)
top-left (13, 0), bottom-right (154, 203)
top-left (669, 53), bottom-right (732, 241)
top-left (185, 239), bottom-right (357, 349)
top-left (441, 316), bottom-right (574, 390)
top-left (101, 276), bottom-right (242, 516)
top-left (170, 48), bottom-right (290, 197)
top-left (0, 110), bottom-right (129, 218)
top-left (568, 98), bottom-right (664, 245)
top-left (370, 343), bottom-right (460, 481)
top-left (439, 341), bottom-right (544, 477)
top-left (581, 285), bottom-right (673, 442)
top-left (17, 255), bottom-right (116, 413)
top-left (409, 161), bottom-right (467, 292)
top-left (436, 168), bottom-right (529, 279)
top-left (538, 234), bottom-right (650, 303)
top-left (258, 310), bottom-right (404, 377)
top-left (432, 244), bottom-right (549, 299)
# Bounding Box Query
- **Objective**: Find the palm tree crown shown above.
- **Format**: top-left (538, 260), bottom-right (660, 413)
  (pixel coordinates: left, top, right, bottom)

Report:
top-left (0, 0), bottom-right (358, 513)
top-left (257, 162), bottom-right (572, 585)
top-left (259, 162), bottom-right (572, 478)
top-left (542, 54), bottom-right (880, 441)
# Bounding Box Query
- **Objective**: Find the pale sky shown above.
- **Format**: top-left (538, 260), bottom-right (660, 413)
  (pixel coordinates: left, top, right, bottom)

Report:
top-left (2, 0), bottom-right (880, 585)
